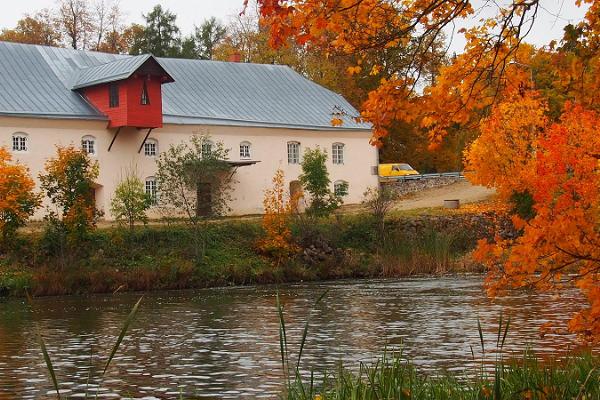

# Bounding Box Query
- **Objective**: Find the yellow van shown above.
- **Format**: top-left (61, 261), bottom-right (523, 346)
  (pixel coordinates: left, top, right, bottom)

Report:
top-left (378, 163), bottom-right (419, 177)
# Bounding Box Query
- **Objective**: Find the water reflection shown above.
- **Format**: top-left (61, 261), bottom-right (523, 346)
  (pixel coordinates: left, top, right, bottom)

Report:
top-left (0, 276), bottom-right (585, 399)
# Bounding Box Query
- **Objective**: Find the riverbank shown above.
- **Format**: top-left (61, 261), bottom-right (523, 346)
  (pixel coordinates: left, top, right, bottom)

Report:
top-left (0, 209), bottom-right (505, 296)
top-left (284, 350), bottom-right (599, 400)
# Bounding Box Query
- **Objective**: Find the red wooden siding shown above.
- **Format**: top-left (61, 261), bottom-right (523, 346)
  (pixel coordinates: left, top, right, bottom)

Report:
top-left (82, 76), bottom-right (164, 128)
top-left (125, 75), bottom-right (163, 128)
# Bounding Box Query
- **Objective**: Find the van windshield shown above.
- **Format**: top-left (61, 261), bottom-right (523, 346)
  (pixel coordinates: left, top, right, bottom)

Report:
top-left (392, 164), bottom-right (413, 171)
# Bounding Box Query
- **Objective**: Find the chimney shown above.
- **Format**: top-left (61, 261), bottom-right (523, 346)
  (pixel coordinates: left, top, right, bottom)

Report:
top-left (228, 52), bottom-right (242, 63)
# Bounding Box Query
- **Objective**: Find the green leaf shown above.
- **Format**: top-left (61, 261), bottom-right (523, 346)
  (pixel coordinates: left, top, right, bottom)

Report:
top-left (103, 296), bottom-right (143, 375)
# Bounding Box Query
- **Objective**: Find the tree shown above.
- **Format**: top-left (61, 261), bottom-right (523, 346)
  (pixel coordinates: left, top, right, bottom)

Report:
top-left (473, 102), bottom-right (600, 342)
top-left (0, 148), bottom-right (40, 246)
top-left (57, 0), bottom-right (94, 50)
top-left (92, 0), bottom-right (123, 52)
top-left (299, 147), bottom-right (346, 218)
top-left (0, 10), bottom-right (62, 46)
top-left (110, 169), bottom-right (152, 231)
top-left (253, 0), bottom-right (600, 341)
top-left (195, 17), bottom-right (227, 60)
top-left (137, 5), bottom-right (181, 57)
top-left (258, 169), bottom-right (299, 266)
top-left (121, 23), bottom-right (146, 55)
top-left (252, 0), bottom-right (548, 143)
top-left (155, 134), bottom-right (235, 258)
top-left (39, 145), bottom-right (100, 240)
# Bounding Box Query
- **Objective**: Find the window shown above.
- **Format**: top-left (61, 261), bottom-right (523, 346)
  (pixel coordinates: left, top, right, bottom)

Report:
top-left (332, 143), bottom-right (344, 165)
top-left (201, 140), bottom-right (213, 158)
top-left (145, 177), bottom-right (158, 205)
top-left (239, 141), bottom-right (251, 159)
top-left (334, 180), bottom-right (348, 197)
top-left (144, 139), bottom-right (158, 157)
top-left (81, 136), bottom-right (96, 155)
top-left (141, 81), bottom-right (150, 105)
top-left (12, 133), bottom-right (28, 152)
top-left (108, 83), bottom-right (119, 108)
top-left (287, 141), bottom-right (300, 164)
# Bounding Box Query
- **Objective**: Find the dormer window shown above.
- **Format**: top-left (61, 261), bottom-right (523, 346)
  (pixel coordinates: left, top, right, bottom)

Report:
top-left (108, 83), bottom-right (119, 108)
top-left (141, 81), bottom-right (150, 105)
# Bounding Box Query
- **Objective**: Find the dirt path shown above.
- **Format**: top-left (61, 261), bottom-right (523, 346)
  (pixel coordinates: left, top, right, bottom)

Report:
top-left (394, 180), bottom-right (496, 211)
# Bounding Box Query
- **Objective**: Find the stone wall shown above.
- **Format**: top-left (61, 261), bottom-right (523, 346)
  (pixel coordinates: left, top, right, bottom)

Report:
top-left (384, 176), bottom-right (463, 197)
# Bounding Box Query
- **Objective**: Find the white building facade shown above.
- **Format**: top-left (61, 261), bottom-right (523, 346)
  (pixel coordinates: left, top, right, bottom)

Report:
top-left (0, 42), bottom-right (378, 219)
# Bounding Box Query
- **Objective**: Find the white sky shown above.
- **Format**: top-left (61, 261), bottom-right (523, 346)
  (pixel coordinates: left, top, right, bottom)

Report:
top-left (0, 0), bottom-right (589, 54)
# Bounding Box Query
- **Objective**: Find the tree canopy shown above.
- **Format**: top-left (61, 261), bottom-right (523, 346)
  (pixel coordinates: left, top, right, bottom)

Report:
top-left (253, 0), bottom-right (600, 341)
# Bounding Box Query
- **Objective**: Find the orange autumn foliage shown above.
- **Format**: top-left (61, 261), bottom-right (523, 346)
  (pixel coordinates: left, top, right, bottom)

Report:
top-left (464, 89), bottom-right (548, 200)
top-left (259, 169), bottom-right (299, 265)
top-left (472, 102), bottom-right (600, 342)
top-left (39, 145), bottom-right (100, 237)
top-left (253, 0), bottom-right (600, 340)
top-left (0, 147), bottom-right (40, 243)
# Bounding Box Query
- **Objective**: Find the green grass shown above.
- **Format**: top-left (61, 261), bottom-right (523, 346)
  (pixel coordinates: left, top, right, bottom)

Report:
top-left (1, 213), bottom-right (492, 297)
top-left (284, 351), bottom-right (599, 400)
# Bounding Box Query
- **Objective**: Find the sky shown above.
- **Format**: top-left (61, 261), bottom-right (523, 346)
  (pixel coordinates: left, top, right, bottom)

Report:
top-left (0, 0), bottom-right (590, 54)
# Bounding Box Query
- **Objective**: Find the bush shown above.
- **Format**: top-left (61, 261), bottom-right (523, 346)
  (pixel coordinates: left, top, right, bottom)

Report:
top-left (299, 147), bottom-right (345, 218)
top-left (110, 169), bottom-right (152, 230)
top-left (0, 147), bottom-right (40, 248)
top-left (39, 145), bottom-right (100, 245)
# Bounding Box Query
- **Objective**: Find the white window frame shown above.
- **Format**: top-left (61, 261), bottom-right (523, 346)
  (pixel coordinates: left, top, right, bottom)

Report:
top-left (12, 133), bottom-right (28, 152)
top-left (144, 138), bottom-right (158, 157)
top-left (145, 176), bottom-right (158, 205)
top-left (332, 142), bottom-right (345, 165)
top-left (287, 141), bottom-right (300, 164)
top-left (81, 135), bottom-right (96, 156)
top-left (239, 141), bottom-right (251, 159)
top-left (334, 180), bottom-right (348, 197)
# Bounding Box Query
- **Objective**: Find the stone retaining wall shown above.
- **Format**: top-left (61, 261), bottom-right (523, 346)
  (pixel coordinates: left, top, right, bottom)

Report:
top-left (383, 177), bottom-right (463, 197)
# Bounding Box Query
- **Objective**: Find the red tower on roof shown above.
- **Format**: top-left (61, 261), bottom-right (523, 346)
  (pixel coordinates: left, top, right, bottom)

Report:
top-left (72, 55), bottom-right (174, 129)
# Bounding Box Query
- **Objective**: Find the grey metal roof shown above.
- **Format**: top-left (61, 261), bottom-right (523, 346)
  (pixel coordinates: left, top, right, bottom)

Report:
top-left (0, 41), bottom-right (370, 130)
top-left (72, 54), bottom-right (149, 89)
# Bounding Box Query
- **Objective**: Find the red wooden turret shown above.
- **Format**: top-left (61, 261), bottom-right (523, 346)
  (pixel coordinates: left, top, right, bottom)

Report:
top-left (73, 55), bottom-right (174, 129)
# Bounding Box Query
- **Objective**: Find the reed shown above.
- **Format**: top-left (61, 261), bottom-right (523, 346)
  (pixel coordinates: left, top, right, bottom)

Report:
top-left (280, 297), bottom-right (599, 400)
top-left (34, 296), bottom-right (143, 399)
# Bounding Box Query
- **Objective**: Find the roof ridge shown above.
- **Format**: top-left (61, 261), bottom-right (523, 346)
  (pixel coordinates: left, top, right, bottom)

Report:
top-left (75, 53), bottom-right (144, 70)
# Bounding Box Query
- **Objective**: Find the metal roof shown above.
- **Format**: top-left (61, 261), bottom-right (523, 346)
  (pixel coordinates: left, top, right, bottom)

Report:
top-left (0, 41), bottom-right (370, 131)
top-left (73, 54), bottom-right (165, 89)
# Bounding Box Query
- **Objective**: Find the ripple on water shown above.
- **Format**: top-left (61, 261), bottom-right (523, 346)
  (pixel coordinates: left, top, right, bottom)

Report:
top-left (0, 276), bottom-right (586, 398)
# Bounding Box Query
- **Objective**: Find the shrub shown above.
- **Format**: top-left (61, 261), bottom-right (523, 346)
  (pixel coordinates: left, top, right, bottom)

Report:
top-left (362, 185), bottom-right (398, 245)
top-left (0, 147), bottom-right (40, 248)
top-left (299, 147), bottom-right (345, 218)
top-left (259, 169), bottom-right (299, 266)
top-left (110, 169), bottom-right (152, 230)
top-left (39, 145), bottom-right (100, 242)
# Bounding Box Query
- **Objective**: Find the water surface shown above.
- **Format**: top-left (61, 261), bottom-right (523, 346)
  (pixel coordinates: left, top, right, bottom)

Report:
top-left (0, 276), bottom-right (584, 399)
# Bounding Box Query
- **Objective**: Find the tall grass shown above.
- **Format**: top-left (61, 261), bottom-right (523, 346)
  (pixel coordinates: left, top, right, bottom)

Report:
top-left (379, 228), bottom-right (461, 276)
top-left (278, 295), bottom-right (599, 400)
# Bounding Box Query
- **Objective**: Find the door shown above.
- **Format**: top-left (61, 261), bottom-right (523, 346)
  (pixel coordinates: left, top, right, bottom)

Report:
top-left (196, 182), bottom-right (212, 217)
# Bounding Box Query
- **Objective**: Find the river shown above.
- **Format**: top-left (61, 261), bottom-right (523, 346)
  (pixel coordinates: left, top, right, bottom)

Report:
top-left (0, 276), bottom-right (585, 399)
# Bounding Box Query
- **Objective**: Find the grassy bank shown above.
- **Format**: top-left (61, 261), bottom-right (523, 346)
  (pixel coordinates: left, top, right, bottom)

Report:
top-left (284, 351), bottom-right (599, 400)
top-left (0, 211), bottom-right (494, 296)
